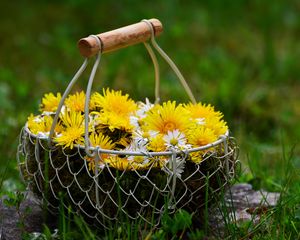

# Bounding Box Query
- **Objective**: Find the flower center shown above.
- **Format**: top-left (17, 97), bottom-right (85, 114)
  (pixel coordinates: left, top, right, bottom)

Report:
top-left (68, 127), bottom-right (83, 140)
top-left (164, 122), bottom-right (175, 132)
top-left (133, 156), bottom-right (144, 163)
top-left (196, 138), bottom-right (208, 146)
top-left (170, 138), bottom-right (178, 146)
top-left (75, 103), bottom-right (83, 111)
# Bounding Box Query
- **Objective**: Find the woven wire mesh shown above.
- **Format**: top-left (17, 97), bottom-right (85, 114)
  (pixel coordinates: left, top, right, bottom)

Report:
top-left (17, 125), bottom-right (239, 229)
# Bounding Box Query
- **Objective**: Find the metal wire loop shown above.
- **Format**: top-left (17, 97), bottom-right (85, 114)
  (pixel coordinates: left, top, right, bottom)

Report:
top-left (141, 19), bottom-right (197, 104)
top-left (48, 58), bottom-right (89, 147)
top-left (48, 36), bottom-right (101, 149)
top-left (84, 35), bottom-right (102, 157)
top-left (89, 35), bottom-right (103, 54)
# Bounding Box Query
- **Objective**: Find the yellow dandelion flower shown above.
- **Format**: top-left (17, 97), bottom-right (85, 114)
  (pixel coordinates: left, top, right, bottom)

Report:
top-left (85, 158), bottom-right (95, 172)
top-left (55, 111), bottom-right (84, 149)
top-left (55, 127), bottom-right (84, 149)
top-left (129, 155), bottom-right (145, 164)
top-left (89, 132), bottom-right (115, 149)
top-left (187, 126), bottom-right (218, 164)
top-left (143, 101), bottom-right (191, 134)
top-left (43, 115), bottom-right (63, 133)
top-left (27, 114), bottom-right (45, 135)
top-left (187, 126), bottom-right (217, 147)
top-left (147, 134), bottom-right (166, 152)
top-left (189, 152), bottom-right (204, 164)
top-left (85, 154), bottom-right (108, 172)
top-left (204, 117), bottom-right (228, 136)
top-left (89, 92), bottom-right (101, 111)
top-left (105, 156), bottom-right (131, 171)
top-left (40, 92), bottom-right (61, 112)
top-left (65, 91), bottom-right (85, 112)
top-left (96, 111), bottom-right (133, 132)
top-left (96, 88), bottom-right (137, 116)
top-left (104, 155), bottom-right (152, 171)
top-left (59, 111), bottom-right (83, 128)
top-left (27, 114), bottom-right (62, 136)
top-left (85, 133), bottom-right (115, 172)
top-left (116, 136), bottom-right (131, 148)
top-left (184, 102), bottom-right (223, 120)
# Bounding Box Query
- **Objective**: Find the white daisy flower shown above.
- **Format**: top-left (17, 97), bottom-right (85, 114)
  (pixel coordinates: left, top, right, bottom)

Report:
top-left (126, 143), bottom-right (150, 166)
top-left (162, 156), bottom-right (186, 179)
top-left (133, 129), bottom-right (158, 147)
top-left (123, 140), bottom-right (147, 153)
top-left (129, 115), bottom-right (140, 128)
top-left (163, 130), bottom-right (191, 150)
top-left (136, 98), bottom-right (154, 118)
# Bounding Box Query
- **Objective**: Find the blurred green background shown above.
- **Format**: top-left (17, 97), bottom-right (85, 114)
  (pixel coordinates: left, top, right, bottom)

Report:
top-left (0, 0), bottom-right (299, 191)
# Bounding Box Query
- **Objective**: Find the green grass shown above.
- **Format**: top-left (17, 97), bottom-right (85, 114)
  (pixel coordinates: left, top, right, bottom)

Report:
top-left (1, 0), bottom-right (300, 238)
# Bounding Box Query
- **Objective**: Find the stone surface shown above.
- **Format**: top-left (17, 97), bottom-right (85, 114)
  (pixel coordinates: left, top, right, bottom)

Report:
top-left (0, 191), bottom-right (56, 240)
top-left (0, 184), bottom-right (280, 239)
top-left (209, 183), bottom-right (280, 237)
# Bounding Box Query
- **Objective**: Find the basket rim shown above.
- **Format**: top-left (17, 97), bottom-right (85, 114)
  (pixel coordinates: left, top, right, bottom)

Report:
top-left (23, 124), bottom-right (229, 157)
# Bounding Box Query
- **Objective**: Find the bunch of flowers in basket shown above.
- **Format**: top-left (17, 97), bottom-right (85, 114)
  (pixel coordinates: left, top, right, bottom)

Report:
top-left (20, 88), bottom-right (236, 227)
top-left (26, 88), bottom-right (228, 173)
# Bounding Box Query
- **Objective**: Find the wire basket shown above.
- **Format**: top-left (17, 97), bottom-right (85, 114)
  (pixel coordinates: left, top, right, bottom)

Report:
top-left (17, 19), bottom-right (239, 229)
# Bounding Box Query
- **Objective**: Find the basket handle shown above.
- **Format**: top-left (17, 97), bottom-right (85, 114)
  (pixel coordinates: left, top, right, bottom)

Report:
top-left (49, 18), bottom-right (197, 147)
top-left (78, 18), bottom-right (163, 57)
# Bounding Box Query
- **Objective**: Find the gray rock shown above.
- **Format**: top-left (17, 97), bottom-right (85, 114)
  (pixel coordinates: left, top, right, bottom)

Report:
top-left (209, 183), bottom-right (280, 237)
top-left (0, 184), bottom-right (280, 239)
top-left (0, 191), bottom-right (56, 240)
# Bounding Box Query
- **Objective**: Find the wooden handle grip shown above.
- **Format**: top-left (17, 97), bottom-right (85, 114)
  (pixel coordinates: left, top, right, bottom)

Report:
top-left (77, 19), bottom-right (163, 57)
